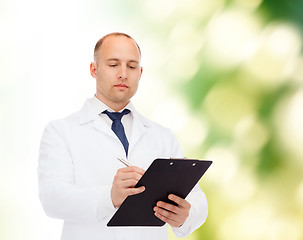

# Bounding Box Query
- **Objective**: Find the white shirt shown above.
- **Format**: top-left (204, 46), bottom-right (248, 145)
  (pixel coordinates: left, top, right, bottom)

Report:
top-left (38, 98), bottom-right (208, 240)
top-left (89, 95), bottom-right (133, 142)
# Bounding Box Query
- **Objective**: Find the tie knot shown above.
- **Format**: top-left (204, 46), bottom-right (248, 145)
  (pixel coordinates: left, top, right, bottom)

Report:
top-left (103, 109), bottom-right (130, 122)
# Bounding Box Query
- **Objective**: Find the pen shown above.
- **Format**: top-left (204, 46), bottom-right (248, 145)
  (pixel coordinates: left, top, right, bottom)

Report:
top-left (117, 158), bottom-right (132, 167)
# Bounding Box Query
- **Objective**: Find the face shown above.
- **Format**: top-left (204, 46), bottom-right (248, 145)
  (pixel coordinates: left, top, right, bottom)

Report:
top-left (90, 36), bottom-right (143, 111)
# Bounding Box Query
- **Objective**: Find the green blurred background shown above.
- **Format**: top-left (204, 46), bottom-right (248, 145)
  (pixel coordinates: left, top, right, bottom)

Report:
top-left (1, 0), bottom-right (303, 239)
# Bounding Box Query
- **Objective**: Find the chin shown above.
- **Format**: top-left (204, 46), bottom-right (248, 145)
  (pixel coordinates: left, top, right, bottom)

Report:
top-left (112, 97), bottom-right (129, 104)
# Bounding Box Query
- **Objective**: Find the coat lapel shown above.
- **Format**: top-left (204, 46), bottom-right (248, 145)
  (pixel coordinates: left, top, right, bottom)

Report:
top-left (78, 99), bottom-right (116, 138)
top-left (128, 109), bottom-right (151, 154)
top-left (92, 117), bottom-right (116, 138)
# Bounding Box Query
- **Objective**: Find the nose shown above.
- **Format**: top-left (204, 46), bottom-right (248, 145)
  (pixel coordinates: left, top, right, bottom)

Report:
top-left (118, 65), bottom-right (127, 80)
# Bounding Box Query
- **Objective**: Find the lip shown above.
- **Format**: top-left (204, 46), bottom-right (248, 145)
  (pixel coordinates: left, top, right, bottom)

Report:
top-left (114, 83), bottom-right (129, 88)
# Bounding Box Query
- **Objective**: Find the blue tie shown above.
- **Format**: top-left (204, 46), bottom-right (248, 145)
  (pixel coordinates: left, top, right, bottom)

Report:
top-left (103, 109), bottom-right (131, 156)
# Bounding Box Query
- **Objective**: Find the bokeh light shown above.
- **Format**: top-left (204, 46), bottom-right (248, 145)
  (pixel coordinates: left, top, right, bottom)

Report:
top-left (1, 0), bottom-right (303, 239)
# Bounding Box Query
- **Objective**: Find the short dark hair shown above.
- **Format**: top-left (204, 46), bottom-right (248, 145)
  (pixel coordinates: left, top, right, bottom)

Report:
top-left (93, 32), bottom-right (141, 63)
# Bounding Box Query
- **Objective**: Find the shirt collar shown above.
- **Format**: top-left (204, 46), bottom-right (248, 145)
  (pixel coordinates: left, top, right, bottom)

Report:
top-left (90, 95), bottom-right (134, 114)
top-left (78, 96), bottom-right (151, 127)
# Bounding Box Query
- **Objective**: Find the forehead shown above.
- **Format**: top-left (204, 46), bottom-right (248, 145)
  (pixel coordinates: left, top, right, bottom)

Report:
top-left (98, 36), bottom-right (141, 61)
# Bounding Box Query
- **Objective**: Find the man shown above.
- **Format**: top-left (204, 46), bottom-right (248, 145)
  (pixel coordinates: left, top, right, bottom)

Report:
top-left (38, 32), bottom-right (208, 240)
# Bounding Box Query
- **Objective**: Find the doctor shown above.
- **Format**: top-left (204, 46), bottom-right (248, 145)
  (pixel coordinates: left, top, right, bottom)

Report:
top-left (38, 32), bottom-right (208, 240)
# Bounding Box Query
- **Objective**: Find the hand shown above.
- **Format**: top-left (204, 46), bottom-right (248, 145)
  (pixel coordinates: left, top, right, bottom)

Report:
top-left (111, 166), bottom-right (145, 208)
top-left (153, 194), bottom-right (191, 227)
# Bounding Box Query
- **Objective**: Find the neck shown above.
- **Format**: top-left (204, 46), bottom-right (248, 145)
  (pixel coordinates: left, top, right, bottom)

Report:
top-left (94, 94), bottom-right (129, 112)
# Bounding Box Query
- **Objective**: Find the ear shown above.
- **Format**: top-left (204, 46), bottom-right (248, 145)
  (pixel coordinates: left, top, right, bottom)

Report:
top-left (139, 66), bottom-right (143, 80)
top-left (90, 62), bottom-right (97, 78)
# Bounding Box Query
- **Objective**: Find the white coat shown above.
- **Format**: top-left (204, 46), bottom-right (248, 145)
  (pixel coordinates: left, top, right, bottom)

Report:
top-left (38, 99), bottom-right (208, 240)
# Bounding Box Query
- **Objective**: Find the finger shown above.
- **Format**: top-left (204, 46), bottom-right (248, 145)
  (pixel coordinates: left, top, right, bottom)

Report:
top-left (118, 179), bottom-right (139, 188)
top-left (119, 166), bottom-right (145, 175)
top-left (153, 206), bottom-right (176, 221)
top-left (115, 171), bottom-right (143, 182)
top-left (156, 201), bottom-right (180, 214)
top-left (121, 172), bottom-right (143, 181)
top-left (168, 194), bottom-right (191, 209)
top-left (126, 186), bottom-right (145, 196)
top-left (153, 207), bottom-right (180, 227)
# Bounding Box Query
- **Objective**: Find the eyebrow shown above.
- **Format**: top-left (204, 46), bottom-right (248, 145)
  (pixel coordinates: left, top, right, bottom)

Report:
top-left (106, 58), bottom-right (119, 62)
top-left (106, 58), bottom-right (139, 64)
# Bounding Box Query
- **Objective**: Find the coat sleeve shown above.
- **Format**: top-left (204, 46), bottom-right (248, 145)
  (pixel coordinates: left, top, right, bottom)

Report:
top-left (171, 184), bottom-right (208, 237)
top-left (38, 121), bottom-right (116, 223)
top-left (167, 130), bottom-right (209, 237)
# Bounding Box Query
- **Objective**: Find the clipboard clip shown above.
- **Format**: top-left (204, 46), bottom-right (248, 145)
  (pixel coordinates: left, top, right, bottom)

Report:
top-left (169, 157), bottom-right (197, 167)
top-left (169, 158), bottom-right (187, 166)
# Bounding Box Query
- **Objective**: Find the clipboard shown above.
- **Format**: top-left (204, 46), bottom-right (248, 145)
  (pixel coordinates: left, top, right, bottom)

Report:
top-left (107, 158), bottom-right (212, 227)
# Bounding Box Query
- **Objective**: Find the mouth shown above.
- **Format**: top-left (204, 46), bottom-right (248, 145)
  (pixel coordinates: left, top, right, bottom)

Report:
top-left (114, 83), bottom-right (129, 88)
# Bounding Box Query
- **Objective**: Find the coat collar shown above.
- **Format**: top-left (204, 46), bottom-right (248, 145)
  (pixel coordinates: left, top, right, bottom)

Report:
top-left (78, 99), bottom-right (96, 124)
top-left (78, 99), bottom-right (152, 127)
top-left (77, 99), bottom-right (152, 154)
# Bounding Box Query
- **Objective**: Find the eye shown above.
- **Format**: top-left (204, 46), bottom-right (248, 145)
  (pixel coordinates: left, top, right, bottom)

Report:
top-left (109, 65), bottom-right (117, 67)
top-left (128, 66), bottom-right (136, 69)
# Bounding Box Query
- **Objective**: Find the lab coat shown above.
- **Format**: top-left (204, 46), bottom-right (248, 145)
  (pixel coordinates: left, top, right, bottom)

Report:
top-left (38, 99), bottom-right (208, 240)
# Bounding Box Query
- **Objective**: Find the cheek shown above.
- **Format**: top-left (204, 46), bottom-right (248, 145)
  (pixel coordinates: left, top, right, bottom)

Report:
top-left (130, 82), bottom-right (140, 95)
top-left (131, 71), bottom-right (142, 83)
top-left (96, 71), bottom-right (111, 86)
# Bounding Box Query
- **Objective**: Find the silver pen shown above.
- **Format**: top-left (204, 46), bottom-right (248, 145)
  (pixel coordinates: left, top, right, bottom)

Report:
top-left (117, 158), bottom-right (132, 167)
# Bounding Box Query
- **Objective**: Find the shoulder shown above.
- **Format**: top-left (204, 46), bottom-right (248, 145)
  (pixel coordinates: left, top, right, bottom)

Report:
top-left (44, 99), bottom-right (94, 132)
top-left (135, 111), bottom-right (183, 157)
top-left (43, 112), bottom-right (79, 139)
top-left (135, 111), bottom-right (177, 139)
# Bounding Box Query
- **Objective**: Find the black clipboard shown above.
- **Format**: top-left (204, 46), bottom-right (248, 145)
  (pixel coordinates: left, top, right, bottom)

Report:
top-left (107, 158), bottom-right (212, 227)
